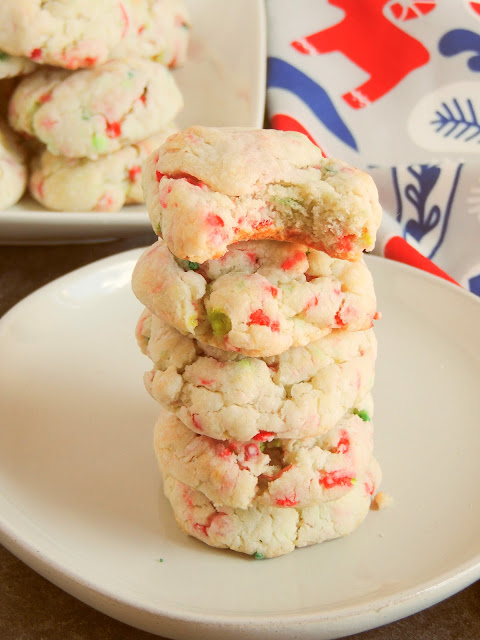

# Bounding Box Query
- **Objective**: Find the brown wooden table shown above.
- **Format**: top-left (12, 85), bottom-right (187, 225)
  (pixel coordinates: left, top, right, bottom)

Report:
top-left (1, 235), bottom-right (479, 640)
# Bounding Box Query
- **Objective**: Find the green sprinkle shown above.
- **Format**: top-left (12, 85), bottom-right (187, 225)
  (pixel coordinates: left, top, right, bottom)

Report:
top-left (259, 442), bottom-right (266, 453)
top-left (274, 196), bottom-right (302, 209)
top-left (253, 552), bottom-right (264, 560)
top-left (127, 70), bottom-right (135, 79)
top-left (157, 558), bottom-right (164, 563)
top-left (353, 408), bottom-right (370, 422)
top-left (92, 133), bottom-right (108, 152)
top-left (154, 221), bottom-right (162, 235)
top-left (0, 51), bottom-right (9, 61)
top-left (207, 309), bottom-right (232, 337)
top-left (238, 358), bottom-right (255, 369)
top-left (351, 478), bottom-right (357, 484)
top-left (187, 261), bottom-right (199, 270)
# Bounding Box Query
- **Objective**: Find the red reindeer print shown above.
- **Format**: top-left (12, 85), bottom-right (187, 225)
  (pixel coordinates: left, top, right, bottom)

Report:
top-left (468, 1), bottom-right (480, 18)
top-left (389, 1), bottom-right (436, 20)
top-left (291, 0), bottom-right (432, 108)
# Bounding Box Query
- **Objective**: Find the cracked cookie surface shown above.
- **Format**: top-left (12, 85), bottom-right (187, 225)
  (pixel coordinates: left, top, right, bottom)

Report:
top-left (162, 457), bottom-right (381, 558)
top-left (9, 58), bottom-right (182, 158)
top-left (0, 0), bottom-right (189, 70)
top-left (132, 238), bottom-right (377, 357)
top-left (137, 309), bottom-right (376, 441)
top-left (142, 126), bottom-right (382, 262)
top-left (154, 406), bottom-right (375, 510)
top-left (29, 125), bottom-right (175, 211)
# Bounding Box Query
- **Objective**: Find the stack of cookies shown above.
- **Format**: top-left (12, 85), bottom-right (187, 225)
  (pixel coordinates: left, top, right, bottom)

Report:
top-left (0, 0), bottom-right (190, 211)
top-left (132, 126), bottom-right (383, 558)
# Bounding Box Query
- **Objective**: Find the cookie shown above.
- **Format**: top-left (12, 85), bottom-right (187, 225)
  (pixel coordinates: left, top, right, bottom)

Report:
top-left (132, 238), bottom-right (377, 357)
top-left (9, 58), bottom-right (182, 158)
top-left (137, 309), bottom-right (376, 441)
top-left (0, 51), bottom-right (36, 79)
top-left (0, 118), bottom-right (27, 209)
top-left (29, 125), bottom-right (176, 212)
top-left (142, 126), bottom-right (382, 262)
top-left (154, 406), bottom-right (374, 510)
top-left (0, 0), bottom-right (134, 70)
top-left (110, 0), bottom-right (190, 68)
top-left (161, 458), bottom-right (381, 558)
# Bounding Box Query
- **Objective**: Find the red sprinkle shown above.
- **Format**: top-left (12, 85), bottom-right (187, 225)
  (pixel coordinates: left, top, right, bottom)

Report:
top-left (155, 171), bottom-right (164, 182)
top-left (193, 522), bottom-right (208, 536)
top-left (336, 234), bottom-right (355, 254)
top-left (276, 496), bottom-right (299, 507)
top-left (138, 24), bottom-right (146, 34)
top-left (251, 219), bottom-right (273, 230)
top-left (244, 444), bottom-right (260, 460)
top-left (199, 378), bottom-right (214, 386)
top-left (106, 121), bottom-right (121, 138)
top-left (206, 213), bottom-right (224, 227)
top-left (332, 430), bottom-right (350, 455)
top-left (128, 165), bottom-right (141, 182)
top-left (364, 480), bottom-right (375, 496)
top-left (39, 117), bottom-right (57, 130)
top-left (191, 414), bottom-right (203, 432)
top-left (176, 172), bottom-right (206, 188)
top-left (29, 48), bottom-right (42, 61)
top-left (159, 184), bottom-right (173, 208)
top-left (248, 309), bottom-right (271, 327)
top-left (217, 447), bottom-right (233, 459)
top-left (35, 179), bottom-right (44, 199)
top-left (252, 431), bottom-right (275, 442)
top-left (83, 56), bottom-right (98, 66)
top-left (119, 1), bottom-right (129, 37)
top-left (334, 310), bottom-right (346, 327)
top-left (139, 92), bottom-right (147, 105)
top-left (38, 93), bottom-right (52, 104)
top-left (267, 285), bottom-right (278, 298)
top-left (304, 295), bottom-right (319, 312)
top-left (248, 309), bottom-right (280, 332)
top-left (281, 251), bottom-right (306, 271)
top-left (319, 470), bottom-right (355, 489)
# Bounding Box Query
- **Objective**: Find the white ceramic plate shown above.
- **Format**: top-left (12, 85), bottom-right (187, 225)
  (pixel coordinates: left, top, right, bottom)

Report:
top-left (0, 252), bottom-right (479, 640)
top-left (0, 0), bottom-right (266, 245)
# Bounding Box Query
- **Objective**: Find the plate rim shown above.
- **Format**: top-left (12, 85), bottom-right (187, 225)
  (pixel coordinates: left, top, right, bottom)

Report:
top-left (0, 251), bottom-right (479, 637)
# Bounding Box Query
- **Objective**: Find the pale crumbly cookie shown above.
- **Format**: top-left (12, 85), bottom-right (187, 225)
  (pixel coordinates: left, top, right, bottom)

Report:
top-left (29, 124), bottom-right (176, 212)
top-left (0, 0), bottom-right (134, 70)
top-left (110, 0), bottom-right (191, 68)
top-left (0, 118), bottom-right (27, 210)
top-left (161, 458), bottom-right (381, 558)
top-left (132, 239), bottom-right (377, 357)
top-left (0, 1), bottom-right (189, 71)
top-left (142, 126), bottom-right (382, 262)
top-left (154, 405), bottom-right (374, 510)
top-left (137, 309), bottom-right (376, 441)
top-left (0, 51), bottom-right (36, 79)
top-left (9, 58), bottom-right (182, 159)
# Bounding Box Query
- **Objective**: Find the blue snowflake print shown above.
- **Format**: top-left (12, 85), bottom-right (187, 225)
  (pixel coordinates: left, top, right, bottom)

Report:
top-left (431, 98), bottom-right (480, 142)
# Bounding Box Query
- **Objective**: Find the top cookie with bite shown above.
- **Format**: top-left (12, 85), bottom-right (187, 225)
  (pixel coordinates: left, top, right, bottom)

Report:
top-left (142, 126), bottom-right (382, 263)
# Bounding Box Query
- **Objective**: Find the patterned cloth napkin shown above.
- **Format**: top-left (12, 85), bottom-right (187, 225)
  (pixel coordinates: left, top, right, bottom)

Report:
top-left (266, 0), bottom-right (480, 296)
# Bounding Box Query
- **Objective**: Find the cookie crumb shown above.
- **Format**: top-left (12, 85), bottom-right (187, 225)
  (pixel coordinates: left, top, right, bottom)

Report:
top-left (371, 491), bottom-right (394, 510)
